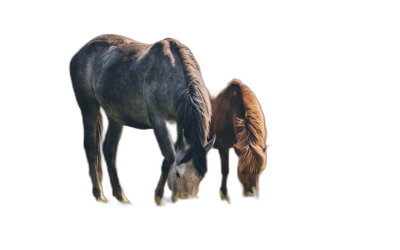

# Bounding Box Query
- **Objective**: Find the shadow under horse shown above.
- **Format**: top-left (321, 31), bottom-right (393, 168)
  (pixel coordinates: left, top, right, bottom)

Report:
top-left (70, 34), bottom-right (215, 204)
top-left (209, 79), bottom-right (267, 202)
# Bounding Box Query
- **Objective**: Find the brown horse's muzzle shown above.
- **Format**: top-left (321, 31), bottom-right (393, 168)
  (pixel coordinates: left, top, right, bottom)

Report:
top-left (242, 187), bottom-right (260, 199)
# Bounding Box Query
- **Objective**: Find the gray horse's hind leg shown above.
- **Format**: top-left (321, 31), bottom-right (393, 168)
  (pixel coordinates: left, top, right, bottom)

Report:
top-left (151, 117), bottom-right (175, 205)
top-left (81, 106), bottom-right (106, 202)
top-left (71, 52), bottom-right (105, 202)
top-left (218, 147), bottom-right (231, 204)
top-left (103, 116), bottom-right (129, 203)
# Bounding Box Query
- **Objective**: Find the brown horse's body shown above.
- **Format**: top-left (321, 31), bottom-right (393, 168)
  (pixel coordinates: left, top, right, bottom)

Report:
top-left (210, 79), bottom-right (266, 201)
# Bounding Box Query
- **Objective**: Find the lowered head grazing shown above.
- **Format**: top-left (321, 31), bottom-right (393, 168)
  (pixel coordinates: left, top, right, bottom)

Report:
top-left (168, 132), bottom-right (215, 200)
top-left (235, 145), bottom-right (266, 197)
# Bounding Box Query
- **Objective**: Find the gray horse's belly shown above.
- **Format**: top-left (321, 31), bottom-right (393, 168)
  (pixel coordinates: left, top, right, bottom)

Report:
top-left (94, 80), bottom-right (153, 129)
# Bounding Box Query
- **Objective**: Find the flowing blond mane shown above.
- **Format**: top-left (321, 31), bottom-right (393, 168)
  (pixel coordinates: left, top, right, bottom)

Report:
top-left (231, 80), bottom-right (266, 173)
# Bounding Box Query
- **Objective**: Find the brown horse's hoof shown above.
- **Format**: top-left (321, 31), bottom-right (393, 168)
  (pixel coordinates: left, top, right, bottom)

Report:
top-left (220, 190), bottom-right (230, 203)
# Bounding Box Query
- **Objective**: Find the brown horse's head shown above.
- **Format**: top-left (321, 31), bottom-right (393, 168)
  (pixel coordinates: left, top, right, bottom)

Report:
top-left (235, 145), bottom-right (266, 196)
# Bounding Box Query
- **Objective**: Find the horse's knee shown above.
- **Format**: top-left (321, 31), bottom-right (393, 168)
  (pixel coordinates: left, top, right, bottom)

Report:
top-left (161, 158), bottom-right (173, 173)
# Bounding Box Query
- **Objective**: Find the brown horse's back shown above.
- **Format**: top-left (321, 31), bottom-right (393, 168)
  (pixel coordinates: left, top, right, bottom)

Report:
top-left (210, 80), bottom-right (245, 149)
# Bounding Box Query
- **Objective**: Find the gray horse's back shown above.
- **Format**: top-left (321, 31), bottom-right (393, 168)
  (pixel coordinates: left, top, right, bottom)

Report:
top-left (70, 34), bottom-right (175, 129)
top-left (86, 34), bottom-right (151, 61)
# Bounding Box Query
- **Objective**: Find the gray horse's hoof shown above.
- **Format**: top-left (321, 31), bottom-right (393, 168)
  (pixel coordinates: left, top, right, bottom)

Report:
top-left (96, 195), bottom-right (107, 203)
top-left (172, 193), bottom-right (178, 203)
top-left (118, 198), bottom-right (131, 204)
top-left (114, 192), bottom-right (130, 203)
top-left (117, 196), bottom-right (130, 203)
top-left (155, 196), bottom-right (162, 205)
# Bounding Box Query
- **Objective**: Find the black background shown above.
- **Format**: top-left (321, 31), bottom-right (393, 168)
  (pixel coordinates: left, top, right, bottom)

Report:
top-left (31, 9), bottom-right (338, 230)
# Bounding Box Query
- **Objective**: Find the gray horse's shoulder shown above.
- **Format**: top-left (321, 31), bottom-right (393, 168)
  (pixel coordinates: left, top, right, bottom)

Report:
top-left (88, 34), bottom-right (131, 47)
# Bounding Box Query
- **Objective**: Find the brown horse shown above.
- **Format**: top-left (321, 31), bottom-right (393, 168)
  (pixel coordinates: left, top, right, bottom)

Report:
top-left (209, 79), bottom-right (266, 202)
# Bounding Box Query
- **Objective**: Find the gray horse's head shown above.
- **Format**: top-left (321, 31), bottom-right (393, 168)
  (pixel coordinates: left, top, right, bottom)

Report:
top-left (167, 134), bottom-right (215, 201)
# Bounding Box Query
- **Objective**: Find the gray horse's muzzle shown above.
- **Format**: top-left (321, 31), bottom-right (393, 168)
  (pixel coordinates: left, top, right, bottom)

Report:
top-left (171, 192), bottom-right (199, 203)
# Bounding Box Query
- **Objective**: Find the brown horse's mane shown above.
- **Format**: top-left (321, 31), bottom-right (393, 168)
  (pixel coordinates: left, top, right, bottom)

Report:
top-left (231, 80), bottom-right (266, 173)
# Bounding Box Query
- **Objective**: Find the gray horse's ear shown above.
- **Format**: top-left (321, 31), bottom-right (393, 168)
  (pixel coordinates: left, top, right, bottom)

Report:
top-left (178, 129), bottom-right (190, 150)
top-left (204, 135), bottom-right (216, 154)
top-left (177, 148), bottom-right (193, 165)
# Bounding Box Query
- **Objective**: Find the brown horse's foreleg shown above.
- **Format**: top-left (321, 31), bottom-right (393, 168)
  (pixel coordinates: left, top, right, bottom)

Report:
top-left (103, 117), bottom-right (129, 203)
top-left (219, 148), bottom-right (230, 203)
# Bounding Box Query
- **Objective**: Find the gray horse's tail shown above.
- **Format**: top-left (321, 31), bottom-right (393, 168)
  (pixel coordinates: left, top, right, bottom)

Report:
top-left (96, 112), bottom-right (103, 180)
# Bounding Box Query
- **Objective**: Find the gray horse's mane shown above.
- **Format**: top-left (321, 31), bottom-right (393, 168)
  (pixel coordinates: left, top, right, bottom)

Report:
top-left (167, 38), bottom-right (212, 176)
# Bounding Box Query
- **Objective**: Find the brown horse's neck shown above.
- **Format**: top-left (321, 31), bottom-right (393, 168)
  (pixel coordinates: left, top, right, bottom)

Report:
top-left (210, 83), bottom-right (245, 149)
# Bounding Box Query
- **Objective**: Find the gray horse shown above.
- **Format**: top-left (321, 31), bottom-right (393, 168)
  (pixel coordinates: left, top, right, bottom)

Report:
top-left (70, 34), bottom-right (215, 204)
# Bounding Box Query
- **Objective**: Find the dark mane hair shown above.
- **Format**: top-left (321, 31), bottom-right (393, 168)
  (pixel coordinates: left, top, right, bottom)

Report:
top-left (167, 39), bottom-right (212, 176)
top-left (231, 80), bottom-right (266, 173)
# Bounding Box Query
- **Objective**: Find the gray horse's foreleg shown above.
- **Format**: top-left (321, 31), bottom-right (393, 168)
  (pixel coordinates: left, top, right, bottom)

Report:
top-left (151, 117), bottom-right (175, 205)
top-left (82, 108), bottom-right (106, 202)
top-left (219, 148), bottom-right (230, 203)
top-left (103, 117), bottom-right (129, 203)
